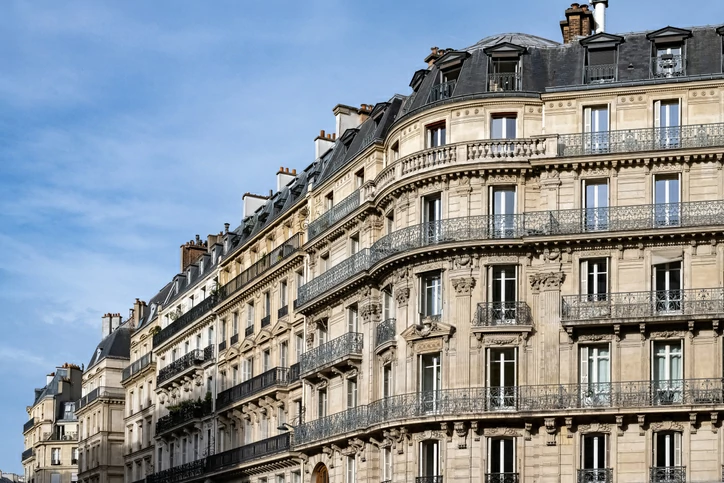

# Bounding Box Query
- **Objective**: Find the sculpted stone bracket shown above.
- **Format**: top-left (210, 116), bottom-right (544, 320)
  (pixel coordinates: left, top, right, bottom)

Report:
top-left (454, 422), bottom-right (468, 449)
top-left (473, 332), bottom-right (528, 349)
top-left (529, 272), bottom-right (565, 293)
top-left (544, 418), bottom-right (557, 446)
top-left (451, 276), bottom-right (476, 296)
top-left (401, 320), bottom-right (455, 354)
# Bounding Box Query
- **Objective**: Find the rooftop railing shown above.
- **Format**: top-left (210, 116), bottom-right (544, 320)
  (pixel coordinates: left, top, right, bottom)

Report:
top-left (308, 190), bottom-right (361, 240)
top-left (294, 378), bottom-right (723, 446)
top-left (219, 232), bottom-right (302, 301)
top-left (299, 332), bottom-right (363, 376)
top-left (153, 294), bottom-right (217, 348)
top-left (156, 399), bottom-right (213, 435)
top-left (375, 318), bottom-right (396, 348)
top-left (23, 418), bottom-right (35, 433)
top-left (157, 349), bottom-right (205, 385)
top-left (76, 386), bottom-right (126, 412)
top-left (487, 73), bottom-right (521, 92)
top-left (473, 302), bottom-right (532, 327)
top-left (651, 54), bottom-right (685, 78)
top-left (216, 367), bottom-right (291, 410)
top-left (584, 63), bottom-right (617, 84)
top-left (205, 433), bottom-right (291, 473)
top-left (558, 122), bottom-right (724, 157)
top-left (146, 459), bottom-right (205, 483)
top-left (562, 288), bottom-right (724, 322)
top-left (122, 353), bottom-right (154, 382)
top-left (428, 80), bottom-right (456, 103)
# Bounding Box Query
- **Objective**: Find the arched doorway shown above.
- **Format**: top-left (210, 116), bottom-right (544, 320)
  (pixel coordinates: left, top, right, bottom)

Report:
top-left (312, 463), bottom-right (329, 483)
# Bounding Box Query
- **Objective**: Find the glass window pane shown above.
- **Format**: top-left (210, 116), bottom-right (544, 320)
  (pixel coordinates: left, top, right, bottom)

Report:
top-left (491, 118), bottom-right (503, 139)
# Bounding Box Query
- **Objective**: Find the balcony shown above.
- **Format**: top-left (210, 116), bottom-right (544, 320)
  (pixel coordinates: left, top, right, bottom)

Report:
top-left (584, 63), bottom-right (617, 84)
top-left (308, 190), bottom-right (361, 241)
top-left (428, 80), bottom-right (456, 103)
top-left (23, 418), bottom-right (35, 433)
top-left (157, 349), bottom-right (206, 385)
top-left (487, 72), bottom-right (521, 92)
top-left (230, 333), bottom-right (239, 345)
top-left (261, 315), bottom-right (271, 328)
top-left (577, 468), bottom-right (612, 483)
top-left (218, 340), bottom-right (227, 352)
top-left (77, 386), bottom-right (126, 411)
top-left (155, 399), bottom-right (213, 436)
top-left (146, 459), bottom-right (205, 483)
top-left (416, 478), bottom-right (443, 483)
top-left (485, 474), bottom-right (519, 483)
top-left (297, 249), bottom-right (372, 306)
top-left (562, 288), bottom-right (724, 324)
top-left (216, 367), bottom-right (291, 410)
top-left (153, 294), bottom-right (217, 348)
top-left (21, 448), bottom-right (34, 462)
top-left (122, 353), bottom-right (154, 382)
top-left (293, 378), bottom-right (723, 446)
top-left (375, 318), bottom-right (396, 348)
top-left (523, 200), bottom-right (724, 236)
top-left (218, 232), bottom-right (302, 302)
top-left (205, 433), bottom-right (291, 473)
top-left (245, 325), bottom-right (254, 338)
top-left (473, 302), bottom-right (532, 327)
top-left (558, 122), bottom-right (724, 157)
top-left (299, 332), bottom-right (363, 376)
top-left (278, 305), bottom-right (289, 318)
top-left (651, 54), bottom-right (685, 78)
top-left (650, 466), bottom-right (685, 483)
top-left (288, 362), bottom-right (300, 383)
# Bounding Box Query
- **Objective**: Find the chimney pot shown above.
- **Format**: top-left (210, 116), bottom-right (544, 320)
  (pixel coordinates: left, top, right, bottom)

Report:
top-left (224, 223), bottom-right (230, 233)
top-left (320, 129), bottom-right (325, 138)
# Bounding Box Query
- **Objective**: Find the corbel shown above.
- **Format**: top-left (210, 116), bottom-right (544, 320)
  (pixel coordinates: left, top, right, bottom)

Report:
top-left (713, 320), bottom-right (719, 338)
top-left (544, 418), bottom-right (557, 446)
top-left (640, 324), bottom-right (646, 344)
top-left (711, 412), bottom-right (719, 433)
top-left (523, 421), bottom-right (532, 441)
top-left (689, 413), bottom-right (698, 434)
top-left (616, 415), bottom-right (624, 437)
top-left (565, 417), bottom-right (574, 438)
top-left (688, 321), bottom-right (695, 340)
top-left (471, 421), bottom-right (481, 441)
top-left (638, 414), bottom-right (646, 436)
top-left (441, 422), bottom-right (453, 442)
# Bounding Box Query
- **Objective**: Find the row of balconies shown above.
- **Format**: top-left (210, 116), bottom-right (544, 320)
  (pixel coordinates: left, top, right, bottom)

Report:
top-left (216, 365), bottom-right (299, 410)
top-left (413, 468), bottom-right (684, 483)
top-left (294, 378), bottom-right (724, 446)
top-left (121, 353), bottom-right (154, 383)
top-left (155, 399), bottom-right (213, 436)
top-left (156, 345), bottom-right (214, 385)
top-left (297, 200), bottom-right (724, 307)
top-left (76, 386), bottom-right (126, 412)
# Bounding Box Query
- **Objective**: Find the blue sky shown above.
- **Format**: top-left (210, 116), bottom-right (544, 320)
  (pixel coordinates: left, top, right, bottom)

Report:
top-left (0, 0), bottom-right (721, 473)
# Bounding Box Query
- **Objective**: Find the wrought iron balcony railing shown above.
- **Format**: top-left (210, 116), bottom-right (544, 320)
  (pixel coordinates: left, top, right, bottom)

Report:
top-left (245, 325), bottom-right (254, 337)
top-left (218, 340), bottom-right (227, 352)
top-left (205, 433), bottom-right (291, 472)
top-left (485, 473), bottom-right (519, 483)
top-left (308, 190), bottom-right (361, 240)
top-left (487, 73), bottom-right (521, 92)
top-left (122, 353), bottom-right (154, 382)
top-left (428, 80), bottom-right (456, 103)
top-left (293, 378), bottom-right (723, 446)
top-left (76, 386), bottom-right (126, 411)
top-left (289, 362), bottom-right (301, 383)
top-left (416, 477), bottom-right (443, 483)
top-left (153, 294), bottom-right (217, 348)
top-left (650, 466), bottom-right (686, 483)
top-left (474, 302), bottom-right (532, 327)
top-left (203, 344), bottom-right (214, 361)
top-left (585, 64), bottom-right (617, 84)
top-left (558, 122), bottom-right (724, 157)
top-left (216, 367), bottom-right (291, 410)
top-left (146, 459), bottom-right (205, 483)
top-left (157, 349), bottom-right (205, 385)
top-left (562, 288), bottom-right (724, 322)
top-left (523, 200), bottom-right (724, 236)
top-left (577, 468), bottom-right (613, 483)
top-left (261, 315), bottom-right (271, 328)
top-left (297, 249), bottom-right (372, 306)
top-left (299, 332), bottom-right (363, 375)
top-left (156, 399), bottom-right (213, 435)
top-left (230, 333), bottom-right (239, 345)
top-left (21, 448), bottom-right (34, 461)
top-left (375, 318), bottom-right (396, 348)
top-left (219, 232), bottom-right (302, 301)
top-left (278, 305), bottom-right (289, 318)
top-left (651, 54), bottom-right (685, 78)
top-left (23, 418), bottom-right (35, 433)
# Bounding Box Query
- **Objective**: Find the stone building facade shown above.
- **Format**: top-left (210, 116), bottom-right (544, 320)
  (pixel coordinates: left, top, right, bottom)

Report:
top-left (49, 3), bottom-right (724, 483)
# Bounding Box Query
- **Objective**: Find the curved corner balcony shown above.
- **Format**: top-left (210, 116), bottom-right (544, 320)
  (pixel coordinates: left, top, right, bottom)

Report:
top-left (299, 332), bottom-right (363, 377)
top-left (21, 448), bottom-right (34, 462)
top-left (205, 433), bottom-right (291, 474)
top-left (293, 378), bottom-right (723, 446)
top-left (308, 190), bottom-right (361, 241)
top-left (375, 318), bottom-right (396, 349)
top-left (23, 418), bottom-right (35, 434)
top-left (562, 288), bottom-right (724, 326)
top-left (558, 122), bottom-right (724, 157)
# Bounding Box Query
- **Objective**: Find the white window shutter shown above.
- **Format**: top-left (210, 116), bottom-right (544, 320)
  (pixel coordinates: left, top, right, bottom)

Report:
top-left (584, 107), bottom-right (592, 133)
top-left (654, 100), bottom-right (661, 128)
top-left (580, 346), bottom-right (589, 384)
top-left (674, 432), bottom-right (682, 466)
top-left (580, 260), bottom-right (589, 295)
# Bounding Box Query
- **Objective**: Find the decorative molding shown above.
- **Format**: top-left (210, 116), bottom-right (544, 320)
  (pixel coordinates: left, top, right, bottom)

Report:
top-left (483, 427), bottom-right (522, 437)
top-left (452, 254), bottom-right (474, 270)
top-left (455, 422), bottom-right (468, 449)
top-left (638, 414), bottom-right (646, 435)
top-left (650, 421), bottom-right (685, 432)
top-left (578, 422), bottom-right (611, 434)
top-left (616, 416), bottom-right (624, 437)
top-left (529, 272), bottom-right (565, 292)
top-left (451, 277), bottom-right (476, 295)
top-left (544, 418), bottom-right (557, 446)
top-left (394, 287), bottom-right (411, 307)
top-left (360, 303), bottom-right (382, 323)
top-left (650, 331), bottom-right (686, 339)
top-left (577, 334), bottom-right (613, 342)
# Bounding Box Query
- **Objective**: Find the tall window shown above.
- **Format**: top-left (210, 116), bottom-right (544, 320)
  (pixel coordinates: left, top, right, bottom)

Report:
top-left (346, 456), bottom-right (356, 483)
top-left (280, 341), bottom-right (288, 368)
top-left (490, 186), bottom-right (516, 238)
top-left (383, 447), bottom-right (393, 481)
top-left (51, 448), bottom-right (61, 465)
top-left (317, 322), bottom-right (328, 346)
top-left (491, 115), bottom-right (517, 139)
top-left (491, 265), bottom-right (517, 323)
top-left (655, 100), bottom-right (680, 148)
top-left (264, 291), bottom-right (271, 317)
top-left (246, 302), bottom-right (255, 329)
top-left (580, 344), bottom-right (611, 407)
top-left (654, 262), bottom-right (682, 313)
top-left (232, 365), bottom-right (239, 386)
top-left (581, 258), bottom-right (608, 303)
top-left (347, 377), bottom-right (358, 408)
top-left (584, 106), bottom-right (610, 154)
top-left (280, 280), bottom-right (288, 308)
top-left (348, 305), bottom-right (359, 333)
top-left (350, 233), bottom-right (360, 255)
top-left (420, 272), bottom-right (442, 319)
top-left (419, 353), bottom-right (441, 413)
top-left (386, 210), bottom-right (395, 234)
top-left (419, 440), bottom-right (440, 478)
top-left (652, 340), bottom-right (683, 404)
top-left (422, 193), bottom-right (442, 243)
top-left (325, 192), bottom-right (334, 210)
top-left (426, 122), bottom-right (446, 148)
top-left (242, 358), bottom-right (253, 382)
top-left (355, 169), bottom-right (365, 189)
top-left (583, 180), bottom-right (609, 231)
top-left (585, 47), bottom-right (617, 84)
top-left (295, 332), bottom-right (304, 363)
top-left (232, 312), bottom-right (239, 335)
top-left (488, 348), bottom-right (517, 410)
top-left (318, 389), bottom-right (328, 418)
top-left (262, 349), bottom-right (271, 372)
top-left (581, 434), bottom-right (609, 476)
top-left (487, 438), bottom-right (515, 477)
top-left (382, 286), bottom-right (394, 320)
top-left (653, 431), bottom-right (682, 471)
top-left (653, 44), bottom-right (684, 78)
top-left (654, 175), bottom-right (680, 227)
top-left (382, 364), bottom-right (393, 399)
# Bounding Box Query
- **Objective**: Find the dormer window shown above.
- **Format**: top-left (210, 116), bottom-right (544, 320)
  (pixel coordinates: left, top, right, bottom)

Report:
top-left (428, 51), bottom-right (467, 103)
top-left (483, 43), bottom-right (526, 92)
top-left (718, 26), bottom-right (724, 73)
top-left (647, 27), bottom-right (692, 78)
top-left (580, 33), bottom-right (624, 84)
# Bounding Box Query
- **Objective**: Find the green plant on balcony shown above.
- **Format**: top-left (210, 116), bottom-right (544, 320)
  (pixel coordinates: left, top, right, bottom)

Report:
top-left (149, 326), bottom-right (161, 336)
top-left (168, 307), bottom-right (183, 322)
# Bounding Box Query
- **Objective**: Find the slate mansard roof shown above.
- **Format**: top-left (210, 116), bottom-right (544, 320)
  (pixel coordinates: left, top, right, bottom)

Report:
top-left (86, 326), bottom-right (131, 368)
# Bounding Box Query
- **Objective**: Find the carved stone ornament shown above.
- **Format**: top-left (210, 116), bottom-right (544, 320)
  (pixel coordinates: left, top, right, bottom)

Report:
top-left (544, 418), bottom-right (557, 446)
top-left (383, 428), bottom-right (409, 454)
top-left (452, 254), bottom-right (473, 270)
top-left (616, 416), bottom-right (624, 437)
top-left (650, 421), bottom-right (685, 432)
top-left (454, 422), bottom-right (468, 449)
top-left (451, 277), bottom-right (476, 295)
top-left (650, 331), bottom-right (686, 339)
top-left (413, 429), bottom-right (446, 441)
top-left (483, 427), bottom-right (522, 437)
top-left (578, 423), bottom-right (611, 434)
top-left (524, 422), bottom-right (532, 441)
top-left (395, 287), bottom-right (411, 307)
top-left (529, 272), bottom-right (565, 292)
top-left (360, 303), bottom-right (382, 323)
top-left (482, 335), bottom-right (520, 346)
top-left (378, 346), bottom-right (397, 364)
top-left (577, 334), bottom-right (613, 342)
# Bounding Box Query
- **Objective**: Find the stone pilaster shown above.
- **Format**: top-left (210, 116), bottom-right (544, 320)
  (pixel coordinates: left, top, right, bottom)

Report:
top-left (530, 272), bottom-right (565, 385)
top-left (450, 275), bottom-right (475, 388)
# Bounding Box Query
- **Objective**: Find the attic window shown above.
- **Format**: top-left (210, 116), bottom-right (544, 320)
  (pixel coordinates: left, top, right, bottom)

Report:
top-left (428, 51), bottom-right (467, 103)
top-left (719, 26), bottom-right (724, 73)
top-left (581, 33), bottom-right (624, 84)
top-left (647, 27), bottom-right (692, 79)
top-left (483, 43), bottom-right (526, 92)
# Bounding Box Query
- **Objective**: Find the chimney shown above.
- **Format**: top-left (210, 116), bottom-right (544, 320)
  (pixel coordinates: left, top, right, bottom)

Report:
top-left (276, 167), bottom-right (297, 191)
top-left (560, 3), bottom-right (595, 44)
top-left (111, 313), bottom-right (122, 332)
top-left (591, 0), bottom-right (607, 33)
top-left (180, 237), bottom-right (207, 272)
top-left (315, 130), bottom-right (336, 158)
top-left (101, 313), bottom-right (112, 338)
top-left (242, 192), bottom-right (269, 218)
top-left (46, 373), bottom-right (54, 385)
top-left (424, 47), bottom-right (446, 67)
top-left (333, 104), bottom-right (362, 137)
top-left (358, 104), bottom-right (373, 124)
top-left (133, 298), bottom-right (147, 326)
